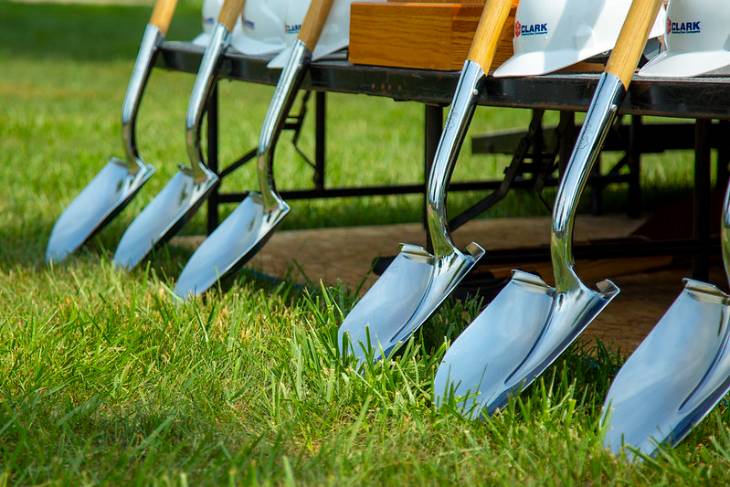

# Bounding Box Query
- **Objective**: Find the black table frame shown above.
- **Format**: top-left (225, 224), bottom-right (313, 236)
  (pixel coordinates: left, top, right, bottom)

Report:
top-left (157, 41), bottom-right (730, 280)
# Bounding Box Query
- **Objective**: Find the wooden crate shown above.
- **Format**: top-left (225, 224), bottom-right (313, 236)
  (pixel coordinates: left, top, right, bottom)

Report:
top-left (349, 1), bottom-right (517, 71)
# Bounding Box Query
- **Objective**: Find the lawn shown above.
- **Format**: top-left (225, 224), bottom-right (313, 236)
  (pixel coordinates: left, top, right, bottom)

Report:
top-left (1, 0), bottom-right (727, 485)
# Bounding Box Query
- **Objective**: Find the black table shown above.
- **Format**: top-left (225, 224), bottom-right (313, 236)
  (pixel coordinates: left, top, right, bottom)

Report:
top-left (156, 41), bottom-right (730, 280)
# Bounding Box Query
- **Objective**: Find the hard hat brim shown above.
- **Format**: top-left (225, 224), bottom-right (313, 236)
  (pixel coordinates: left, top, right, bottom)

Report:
top-left (266, 46), bottom-right (291, 69)
top-left (494, 48), bottom-right (606, 78)
top-left (230, 36), bottom-right (286, 57)
top-left (267, 44), bottom-right (350, 69)
top-left (192, 33), bottom-right (212, 48)
top-left (639, 50), bottom-right (730, 78)
top-left (313, 40), bottom-right (348, 62)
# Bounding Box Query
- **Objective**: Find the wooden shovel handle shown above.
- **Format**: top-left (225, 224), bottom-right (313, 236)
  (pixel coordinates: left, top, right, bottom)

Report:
top-left (299, 0), bottom-right (336, 51)
top-left (219, 0), bottom-right (246, 31)
top-left (605, 0), bottom-right (664, 88)
top-left (150, 0), bottom-right (178, 35)
top-left (467, 0), bottom-right (514, 73)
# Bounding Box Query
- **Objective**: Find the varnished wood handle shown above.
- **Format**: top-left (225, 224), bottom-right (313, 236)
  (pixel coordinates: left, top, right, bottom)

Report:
top-left (299, 0), bottom-right (336, 51)
top-left (467, 0), bottom-right (514, 73)
top-left (150, 0), bottom-right (178, 35)
top-left (219, 0), bottom-right (246, 31)
top-left (605, 0), bottom-right (663, 88)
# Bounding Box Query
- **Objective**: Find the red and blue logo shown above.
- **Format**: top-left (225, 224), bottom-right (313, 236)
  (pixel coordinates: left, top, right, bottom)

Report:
top-left (515, 20), bottom-right (548, 38)
top-left (668, 18), bottom-right (702, 34)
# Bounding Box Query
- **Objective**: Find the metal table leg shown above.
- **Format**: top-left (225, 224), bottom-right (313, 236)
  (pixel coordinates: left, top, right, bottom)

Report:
top-left (717, 120), bottom-right (730, 190)
top-left (424, 104), bottom-right (444, 249)
top-left (314, 91), bottom-right (326, 190)
top-left (627, 115), bottom-right (642, 218)
top-left (693, 118), bottom-right (712, 281)
top-left (206, 83), bottom-right (220, 235)
top-left (558, 111), bottom-right (576, 178)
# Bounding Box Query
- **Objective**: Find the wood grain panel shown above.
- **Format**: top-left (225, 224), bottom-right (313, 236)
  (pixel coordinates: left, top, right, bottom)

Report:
top-left (349, 2), bottom-right (516, 71)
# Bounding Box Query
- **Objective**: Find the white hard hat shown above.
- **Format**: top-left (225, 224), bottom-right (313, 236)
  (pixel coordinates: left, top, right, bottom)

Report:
top-left (312, 0), bottom-right (359, 61)
top-left (192, 0), bottom-right (243, 47)
top-left (267, 0), bottom-right (310, 68)
top-left (230, 0), bottom-right (289, 56)
top-left (267, 0), bottom-right (384, 69)
top-left (639, 0), bottom-right (730, 77)
top-left (494, 0), bottom-right (666, 77)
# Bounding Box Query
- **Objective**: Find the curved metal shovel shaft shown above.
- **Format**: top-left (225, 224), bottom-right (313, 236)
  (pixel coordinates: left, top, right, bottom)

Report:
top-left (337, 61), bottom-right (487, 366)
top-left (122, 24), bottom-right (164, 169)
top-left (45, 25), bottom-right (162, 263)
top-left (602, 181), bottom-right (730, 458)
top-left (173, 41), bottom-right (310, 298)
top-left (185, 23), bottom-right (230, 182)
top-left (434, 73), bottom-right (625, 416)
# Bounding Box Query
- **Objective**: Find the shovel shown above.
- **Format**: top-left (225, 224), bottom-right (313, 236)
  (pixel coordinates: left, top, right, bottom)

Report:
top-left (434, 0), bottom-right (664, 418)
top-left (45, 0), bottom-right (179, 263)
top-left (112, 0), bottom-right (245, 269)
top-left (173, 0), bottom-right (336, 298)
top-left (601, 193), bottom-right (730, 458)
top-left (336, 0), bottom-right (523, 366)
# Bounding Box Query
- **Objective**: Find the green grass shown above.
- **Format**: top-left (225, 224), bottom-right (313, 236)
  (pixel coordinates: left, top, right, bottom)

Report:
top-left (1, 1), bottom-right (728, 485)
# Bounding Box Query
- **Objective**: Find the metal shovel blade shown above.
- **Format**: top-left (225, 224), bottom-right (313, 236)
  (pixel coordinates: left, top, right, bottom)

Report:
top-left (435, 270), bottom-right (619, 417)
top-left (173, 192), bottom-right (289, 297)
top-left (46, 158), bottom-right (154, 263)
top-left (46, 23), bottom-right (164, 264)
top-left (338, 242), bottom-right (484, 365)
top-left (174, 40), bottom-right (314, 297)
top-left (113, 163), bottom-right (218, 269)
top-left (435, 72), bottom-right (626, 418)
top-left (602, 279), bottom-right (730, 458)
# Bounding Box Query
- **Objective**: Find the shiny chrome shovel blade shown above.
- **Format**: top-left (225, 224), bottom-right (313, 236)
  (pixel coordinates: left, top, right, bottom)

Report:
top-left (113, 163), bottom-right (218, 269)
top-left (338, 243), bottom-right (484, 365)
top-left (46, 158), bottom-right (154, 263)
top-left (174, 40), bottom-right (313, 297)
top-left (337, 60), bottom-right (489, 367)
top-left (45, 24), bottom-right (163, 263)
top-left (435, 270), bottom-right (618, 417)
top-left (602, 279), bottom-right (730, 458)
top-left (174, 192), bottom-right (289, 297)
top-left (435, 73), bottom-right (626, 418)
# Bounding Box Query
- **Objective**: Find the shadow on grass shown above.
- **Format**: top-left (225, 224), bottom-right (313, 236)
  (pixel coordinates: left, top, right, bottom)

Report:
top-left (0, 2), bottom-right (200, 63)
top-left (0, 184), bottom-right (695, 274)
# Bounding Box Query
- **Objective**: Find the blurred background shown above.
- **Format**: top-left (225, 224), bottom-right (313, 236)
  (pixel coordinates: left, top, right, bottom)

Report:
top-left (0, 0), bottom-right (695, 267)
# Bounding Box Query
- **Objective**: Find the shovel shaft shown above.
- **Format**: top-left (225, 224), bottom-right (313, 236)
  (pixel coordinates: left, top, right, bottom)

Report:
top-left (121, 24), bottom-right (164, 172)
top-left (426, 0), bottom-right (514, 257)
top-left (150, 0), bottom-right (178, 35)
top-left (426, 61), bottom-right (484, 258)
top-left (218, 0), bottom-right (245, 32)
top-left (299, 0), bottom-right (336, 51)
top-left (185, 23), bottom-right (232, 182)
top-left (257, 40), bottom-right (311, 211)
top-left (121, 0), bottom-right (179, 171)
top-left (551, 74), bottom-right (624, 291)
top-left (552, 0), bottom-right (663, 291)
top-left (606, 0), bottom-right (665, 88)
top-left (467, 0), bottom-right (514, 73)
